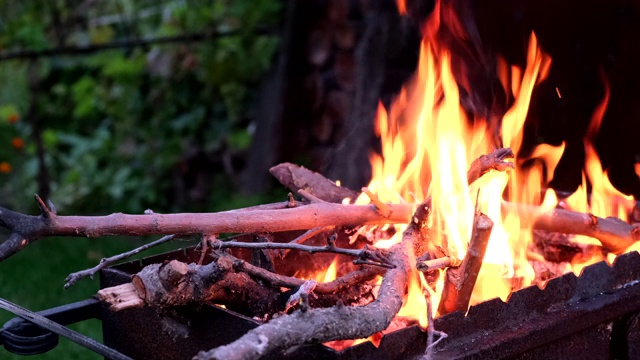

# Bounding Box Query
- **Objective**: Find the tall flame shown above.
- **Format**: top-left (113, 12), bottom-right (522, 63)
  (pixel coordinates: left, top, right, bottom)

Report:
top-left (362, 0), bottom-right (636, 328)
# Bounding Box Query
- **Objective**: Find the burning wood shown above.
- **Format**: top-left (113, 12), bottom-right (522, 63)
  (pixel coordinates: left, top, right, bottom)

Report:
top-left (438, 214), bottom-right (493, 315)
top-left (99, 253), bottom-right (381, 316)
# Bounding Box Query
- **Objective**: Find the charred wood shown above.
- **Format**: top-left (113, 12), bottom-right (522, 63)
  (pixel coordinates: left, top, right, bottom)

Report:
top-left (532, 230), bottom-right (606, 263)
top-left (504, 201), bottom-right (640, 254)
top-left (270, 162), bottom-right (359, 203)
top-left (438, 213), bottom-right (493, 315)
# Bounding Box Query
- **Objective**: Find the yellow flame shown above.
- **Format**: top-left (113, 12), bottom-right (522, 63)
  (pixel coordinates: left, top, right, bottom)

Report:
top-left (322, 258), bottom-right (339, 283)
top-left (355, 0), bottom-right (636, 331)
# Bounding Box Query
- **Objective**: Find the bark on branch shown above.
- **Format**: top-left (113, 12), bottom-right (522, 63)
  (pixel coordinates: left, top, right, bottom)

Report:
top-left (100, 255), bottom-right (382, 315)
top-left (437, 214), bottom-right (493, 315)
top-left (0, 198), bottom-right (412, 262)
top-left (503, 202), bottom-right (639, 254)
top-left (270, 163), bottom-right (359, 203)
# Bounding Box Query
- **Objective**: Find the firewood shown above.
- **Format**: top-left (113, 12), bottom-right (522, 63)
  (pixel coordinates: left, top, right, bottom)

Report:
top-left (270, 162), bottom-right (360, 203)
top-left (130, 258), bottom-right (282, 317)
top-left (1, 148), bottom-right (636, 261)
top-left (532, 230), bottom-right (606, 263)
top-left (195, 213), bottom-right (417, 360)
top-left (194, 148), bottom-right (514, 360)
top-left (97, 283), bottom-right (144, 312)
top-left (503, 201), bottom-right (639, 254)
top-left (100, 255), bottom-right (381, 314)
top-left (438, 213), bottom-right (494, 315)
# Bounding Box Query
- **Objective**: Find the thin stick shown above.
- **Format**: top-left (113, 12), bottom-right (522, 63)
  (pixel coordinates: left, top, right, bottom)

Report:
top-left (289, 226), bottom-right (332, 245)
top-left (424, 293), bottom-right (435, 360)
top-left (362, 187), bottom-right (391, 217)
top-left (417, 256), bottom-right (461, 272)
top-left (64, 235), bottom-right (177, 288)
top-left (219, 252), bottom-right (384, 294)
top-left (212, 240), bottom-right (394, 269)
top-left (437, 213), bottom-right (494, 315)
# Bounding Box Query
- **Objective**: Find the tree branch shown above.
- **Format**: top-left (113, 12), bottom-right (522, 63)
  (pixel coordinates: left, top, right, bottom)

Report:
top-left (64, 234), bottom-right (178, 288)
top-left (270, 163), bottom-right (359, 203)
top-left (437, 213), bottom-right (493, 315)
top-left (503, 201), bottom-right (639, 254)
top-left (0, 198), bottom-right (413, 262)
top-left (211, 239), bottom-right (394, 269)
top-left (216, 252), bottom-right (384, 294)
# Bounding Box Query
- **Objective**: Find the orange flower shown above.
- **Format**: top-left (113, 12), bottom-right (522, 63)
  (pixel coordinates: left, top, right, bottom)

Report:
top-left (7, 113), bottom-right (19, 124)
top-left (11, 137), bottom-right (24, 150)
top-left (0, 161), bottom-right (11, 173)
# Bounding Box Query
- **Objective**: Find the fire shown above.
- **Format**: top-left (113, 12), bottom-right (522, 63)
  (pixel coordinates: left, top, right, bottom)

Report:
top-left (354, 0), bottom-right (638, 331)
top-left (322, 258), bottom-right (339, 283)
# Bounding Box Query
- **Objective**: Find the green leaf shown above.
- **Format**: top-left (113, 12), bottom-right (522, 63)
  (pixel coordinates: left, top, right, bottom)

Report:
top-left (88, 26), bottom-right (115, 45)
top-left (228, 129), bottom-right (252, 150)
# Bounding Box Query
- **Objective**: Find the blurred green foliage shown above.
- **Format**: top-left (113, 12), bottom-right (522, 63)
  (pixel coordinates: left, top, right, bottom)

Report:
top-left (0, 0), bottom-right (283, 214)
top-left (0, 1), bottom-right (284, 358)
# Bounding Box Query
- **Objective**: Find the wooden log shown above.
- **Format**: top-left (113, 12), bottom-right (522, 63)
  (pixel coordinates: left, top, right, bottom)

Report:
top-left (100, 256), bottom-right (381, 314)
top-left (437, 213), bottom-right (493, 315)
top-left (503, 201), bottom-right (640, 254)
top-left (270, 163), bottom-right (360, 203)
top-left (531, 230), bottom-right (606, 263)
top-left (131, 258), bottom-right (282, 317)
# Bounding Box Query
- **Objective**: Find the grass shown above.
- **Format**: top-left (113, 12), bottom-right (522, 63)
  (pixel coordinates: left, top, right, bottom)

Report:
top-left (0, 235), bottom-right (197, 359)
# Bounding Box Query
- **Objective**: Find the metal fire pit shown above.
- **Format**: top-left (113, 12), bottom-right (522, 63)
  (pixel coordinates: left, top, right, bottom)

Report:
top-left (97, 247), bottom-right (640, 360)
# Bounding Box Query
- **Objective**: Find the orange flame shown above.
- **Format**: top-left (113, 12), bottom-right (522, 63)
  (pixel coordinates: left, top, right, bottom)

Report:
top-left (322, 258), bottom-right (339, 283)
top-left (396, 0), bottom-right (407, 15)
top-left (338, 0), bottom-right (636, 340)
top-left (361, 0), bottom-right (613, 328)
